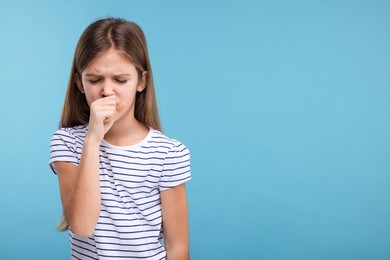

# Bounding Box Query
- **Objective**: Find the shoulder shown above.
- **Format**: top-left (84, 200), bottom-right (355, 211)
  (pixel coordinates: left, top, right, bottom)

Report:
top-left (155, 130), bottom-right (191, 189)
top-left (52, 124), bottom-right (88, 140)
top-left (150, 129), bottom-right (190, 153)
top-left (148, 129), bottom-right (190, 162)
top-left (49, 125), bottom-right (86, 172)
top-left (50, 124), bottom-right (88, 149)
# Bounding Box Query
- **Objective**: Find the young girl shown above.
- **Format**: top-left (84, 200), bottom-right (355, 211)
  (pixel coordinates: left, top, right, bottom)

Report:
top-left (49, 18), bottom-right (191, 260)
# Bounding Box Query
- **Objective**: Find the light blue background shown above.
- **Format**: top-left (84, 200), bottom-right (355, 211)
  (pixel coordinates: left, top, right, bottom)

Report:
top-left (0, 0), bottom-right (389, 259)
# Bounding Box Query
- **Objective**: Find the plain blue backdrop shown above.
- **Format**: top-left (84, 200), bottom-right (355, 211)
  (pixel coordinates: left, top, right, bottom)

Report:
top-left (0, 0), bottom-right (389, 259)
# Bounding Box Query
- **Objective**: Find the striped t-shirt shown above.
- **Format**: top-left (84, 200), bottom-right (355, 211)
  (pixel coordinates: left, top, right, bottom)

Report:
top-left (49, 124), bottom-right (191, 260)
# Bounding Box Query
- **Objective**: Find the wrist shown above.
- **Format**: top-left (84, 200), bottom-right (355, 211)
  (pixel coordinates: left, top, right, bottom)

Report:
top-left (84, 134), bottom-right (102, 148)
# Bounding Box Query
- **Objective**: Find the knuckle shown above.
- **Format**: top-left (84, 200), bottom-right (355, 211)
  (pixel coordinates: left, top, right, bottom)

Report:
top-left (90, 101), bottom-right (98, 109)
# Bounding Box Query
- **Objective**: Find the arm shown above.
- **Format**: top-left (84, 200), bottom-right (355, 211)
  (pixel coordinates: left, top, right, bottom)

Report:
top-left (161, 183), bottom-right (190, 260)
top-left (53, 136), bottom-right (101, 237)
top-left (53, 95), bottom-right (119, 237)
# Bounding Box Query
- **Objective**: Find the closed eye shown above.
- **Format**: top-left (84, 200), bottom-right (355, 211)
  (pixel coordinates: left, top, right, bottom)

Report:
top-left (116, 79), bottom-right (127, 84)
top-left (89, 79), bottom-right (101, 84)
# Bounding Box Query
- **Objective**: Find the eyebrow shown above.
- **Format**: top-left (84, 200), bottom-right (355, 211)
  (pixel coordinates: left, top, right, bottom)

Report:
top-left (85, 73), bottom-right (132, 77)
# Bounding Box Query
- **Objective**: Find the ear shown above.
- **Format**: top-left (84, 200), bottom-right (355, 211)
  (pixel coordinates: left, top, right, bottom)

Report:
top-left (137, 71), bottom-right (148, 92)
top-left (75, 73), bottom-right (85, 94)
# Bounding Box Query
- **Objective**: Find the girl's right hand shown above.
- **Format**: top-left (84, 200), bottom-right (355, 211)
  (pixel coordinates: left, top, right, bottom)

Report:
top-left (87, 95), bottom-right (119, 142)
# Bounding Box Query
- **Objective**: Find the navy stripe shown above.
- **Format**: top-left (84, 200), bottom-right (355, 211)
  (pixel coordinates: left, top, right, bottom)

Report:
top-left (105, 177), bottom-right (159, 185)
top-left (71, 253), bottom-right (82, 260)
top-left (153, 135), bottom-right (171, 141)
top-left (94, 234), bottom-right (160, 241)
top-left (51, 140), bottom-right (75, 148)
top-left (100, 188), bottom-right (157, 202)
top-left (100, 189), bottom-right (159, 203)
top-left (162, 164), bottom-right (190, 173)
top-left (111, 150), bottom-right (167, 155)
top-left (110, 158), bottom-right (163, 167)
top-left (101, 177), bottom-right (160, 187)
top-left (101, 201), bottom-right (158, 212)
top-left (160, 177), bottom-right (191, 188)
top-left (98, 213), bottom-right (161, 223)
top-left (110, 165), bottom-right (154, 172)
top-left (101, 207), bottom-right (160, 218)
top-left (161, 175), bottom-right (191, 183)
top-left (70, 233), bottom-right (96, 249)
top-left (52, 132), bottom-right (74, 139)
top-left (50, 143), bottom-right (69, 148)
top-left (96, 244), bottom-right (164, 254)
top-left (102, 198), bottom-right (160, 209)
top-left (51, 149), bottom-right (75, 154)
top-left (140, 202), bottom-right (161, 213)
top-left (97, 220), bottom-right (161, 229)
top-left (106, 152), bottom-right (165, 161)
top-left (161, 168), bottom-right (191, 178)
top-left (71, 240), bottom-right (96, 254)
top-left (93, 240), bottom-right (160, 247)
top-left (71, 246), bottom-right (98, 260)
top-left (101, 184), bottom-right (156, 191)
top-left (99, 165), bottom-right (162, 177)
top-left (164, 158), bottom-right (190, 166)
top-left (98, 249), bottom-right (165, 259)
top-left (100, 188), bottom-right (155, 197)
top-left (149, 140), bottom-right (174, 145)
top-left (75, 139), bottom-right (84, 147)
top-left (101, 200), bottom-right (161, 215)
top-left (95, 228), bottom-right (161, 235)
top-left (102, 183), bottom-right (157, 197)
top-left (50, 154), bottom-right (77, 160)
top-left (165, 152), bottom-right (189, 160)
top-left (140, 145), bottom-right (171, 149)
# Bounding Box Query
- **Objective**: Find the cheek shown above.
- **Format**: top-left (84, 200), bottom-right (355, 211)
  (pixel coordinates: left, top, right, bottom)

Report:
top-left (116, 88), bottom-right (138, 107)
top-left (84, 95), bottom-right (92, 107)
top-left (84, 92), bottom-right (100, 106)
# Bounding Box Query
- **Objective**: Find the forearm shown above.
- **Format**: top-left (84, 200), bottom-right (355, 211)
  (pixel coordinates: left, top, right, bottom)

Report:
top-left (65, 136), bottom-right (101, 237)
top-left (161, 184), bottom-right (190, 260)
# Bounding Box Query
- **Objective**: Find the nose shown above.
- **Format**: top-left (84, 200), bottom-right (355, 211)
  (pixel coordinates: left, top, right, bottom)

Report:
top-left (101, 81), bottom-right (115, 97)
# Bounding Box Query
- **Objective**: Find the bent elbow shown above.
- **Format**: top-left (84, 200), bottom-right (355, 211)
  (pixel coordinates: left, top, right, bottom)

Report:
top-left (65, 210), bottom-right (99, 238)
top-left (71, 225), bottom-right (95, 238)
top-left (67, 218), bottom-right (97, 238)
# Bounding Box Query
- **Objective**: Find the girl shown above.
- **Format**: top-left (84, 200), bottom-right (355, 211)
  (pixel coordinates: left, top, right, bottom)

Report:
top-left (49, 18), bottom-right (191, 260)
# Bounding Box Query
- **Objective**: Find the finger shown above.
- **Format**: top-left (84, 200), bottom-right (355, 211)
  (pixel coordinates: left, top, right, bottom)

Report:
top-left (91, 100), bottom-right (119, 112)
top-left (103, 95), bottom-right (118, 103)
top-left (94, 108), bottom-right (117, 122)
top-left (94, 95), bottom-right (118, 106)
top-left (98, 107), bottom-right (118, 117)
top-left (93, 104), bottom-right (118, 111)
top-left (103, 111), bottom-right (117, 124)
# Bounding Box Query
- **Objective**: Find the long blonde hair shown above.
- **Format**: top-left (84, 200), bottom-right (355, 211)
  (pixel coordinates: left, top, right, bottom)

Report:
top-left (57, 17), bottom-right (162, 231)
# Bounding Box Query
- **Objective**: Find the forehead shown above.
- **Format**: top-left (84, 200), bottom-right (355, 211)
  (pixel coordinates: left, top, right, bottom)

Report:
top-left (83, 48), bottom-right (136, 75)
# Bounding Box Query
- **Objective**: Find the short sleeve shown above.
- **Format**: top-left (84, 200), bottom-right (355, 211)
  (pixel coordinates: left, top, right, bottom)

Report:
top-left (159, 142), bottom-right (191, 191)
top-left (49, 129), bottom-right (79, 174)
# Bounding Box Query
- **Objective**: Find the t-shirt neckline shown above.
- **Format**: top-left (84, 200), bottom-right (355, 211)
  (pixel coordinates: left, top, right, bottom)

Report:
top-left (100, 126), bottom-right (153, 150)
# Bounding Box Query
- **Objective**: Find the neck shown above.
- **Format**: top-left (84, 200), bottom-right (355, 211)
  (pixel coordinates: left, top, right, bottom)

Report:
top-left (104, 114), bottom-right (148, 146)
